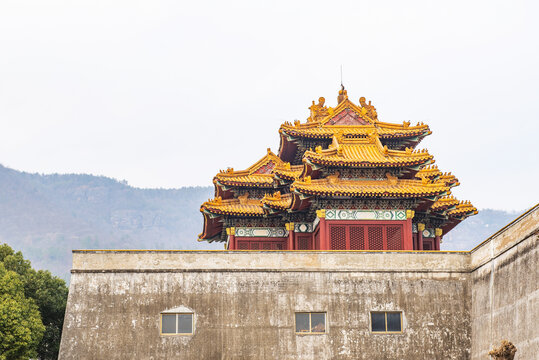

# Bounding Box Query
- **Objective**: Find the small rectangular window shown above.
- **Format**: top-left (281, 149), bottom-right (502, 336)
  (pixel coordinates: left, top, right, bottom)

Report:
top-left (161, 314), bottom-right (177, 334)
top-left (370, 311), bottom-right (402, 333)
top-left (160, 313), bottom-right (193, 335)
top-left (295, 312), bottom-right (326, 334)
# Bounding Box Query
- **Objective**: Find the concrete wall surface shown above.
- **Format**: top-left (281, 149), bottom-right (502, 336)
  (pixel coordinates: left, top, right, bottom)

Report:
top-left (470, 204), bottom-right (539, 360)
top-left (59, 204), bottom-right (538, 360)
top-left (60, 263), bottom-right (471, 359)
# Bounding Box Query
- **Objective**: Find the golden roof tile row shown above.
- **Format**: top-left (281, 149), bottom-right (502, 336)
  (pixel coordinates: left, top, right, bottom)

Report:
top-left (261, 192), bottom-right (293, 210)
top-left (291, 173), bottom-right (450, 198)
top-left (448, 201), bottom-right (478, 218)
top-left (304, 134), bottom-right (433, 168)
top-left (430, 196), bottom-right (460, 211)
top-left (200, 195), bottom-right (265, 217)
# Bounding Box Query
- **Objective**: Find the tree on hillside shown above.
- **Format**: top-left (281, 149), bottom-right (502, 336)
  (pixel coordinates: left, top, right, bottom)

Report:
top-left (0, 244), bottom-right (68, 360)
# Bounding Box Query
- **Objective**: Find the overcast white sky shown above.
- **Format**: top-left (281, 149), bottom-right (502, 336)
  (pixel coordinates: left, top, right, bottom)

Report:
top-left (0, 0), bottom-right (538, 211)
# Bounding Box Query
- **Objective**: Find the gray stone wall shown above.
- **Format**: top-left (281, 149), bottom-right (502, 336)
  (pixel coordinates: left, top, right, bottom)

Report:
top-left (58, 205), bottom-right (538, 360)
top-left (470, 205), bottom-right (539, 360)
top-left (59, 251), bottom-right (471, 359)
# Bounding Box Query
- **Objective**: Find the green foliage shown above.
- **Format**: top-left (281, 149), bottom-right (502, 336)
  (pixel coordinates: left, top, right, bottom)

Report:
top-left (0, 244), bottom-right (68, 360)
top-left (0, 263), bottom-right (44, 360)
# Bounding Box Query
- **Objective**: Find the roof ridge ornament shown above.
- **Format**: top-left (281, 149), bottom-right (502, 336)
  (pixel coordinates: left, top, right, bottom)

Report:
top-left (238, 192), bottom-right (249, 205)
top-left (308, 97), bottom-right (329, 122)
top-left (367, 129), bottom-right (378, 144)
top-left (359, 97), bottom-right (378, 121)
top-left (385, 172), bottom-right (398, 185)
top-left (328, 171), bottom-right (340, 184)
top-left (337, 84), bottom-right (347, 104)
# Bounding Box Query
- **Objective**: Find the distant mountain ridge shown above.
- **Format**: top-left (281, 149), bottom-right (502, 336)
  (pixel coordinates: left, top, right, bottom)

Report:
top-left (0, 164), bottom-right (522, 280)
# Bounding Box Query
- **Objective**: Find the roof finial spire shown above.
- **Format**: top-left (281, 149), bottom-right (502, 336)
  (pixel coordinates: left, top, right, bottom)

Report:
top-left (337, 65), bottom-right (347, 103)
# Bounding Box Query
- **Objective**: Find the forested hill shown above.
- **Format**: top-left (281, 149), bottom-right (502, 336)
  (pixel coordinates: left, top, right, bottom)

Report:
top-left (0, 164), bottom-right (522, 281)
top-left (0, 164), bottom-right (220, 279)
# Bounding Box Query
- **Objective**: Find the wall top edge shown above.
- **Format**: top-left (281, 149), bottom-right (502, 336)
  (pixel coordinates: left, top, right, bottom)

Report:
top-left (71, 251), bottom-right (471, 272)
top-left (470, 203), bottom-right (539, 253)
top-left (72, 249), bottom-right (470, 254)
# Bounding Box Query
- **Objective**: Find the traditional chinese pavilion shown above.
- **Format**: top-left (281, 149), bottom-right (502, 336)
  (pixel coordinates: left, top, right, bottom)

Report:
top-left (199, 87), bottom-right (477, 251)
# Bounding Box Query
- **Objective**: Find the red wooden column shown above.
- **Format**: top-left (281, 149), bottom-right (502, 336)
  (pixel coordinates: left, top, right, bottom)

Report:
top-left (417, 223), bottom-right (425, 251)
top-left (316, 210), bottom-right (328, 250)
top-left (434, 228), bottom-right (442, 251)
top-left (226, 227), bottom-right (236, 250)
top-left (286, 223), bottom-right (295, 250)
top-left (404, 210), bottom-right (415, 250)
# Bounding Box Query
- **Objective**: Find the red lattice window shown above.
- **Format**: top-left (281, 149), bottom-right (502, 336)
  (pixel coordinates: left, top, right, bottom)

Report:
top-left (350, 226), bottom-right (365, 250)
top-left (314, 229), bottom-right (320, 250)
top-left (324, 221), bottom-right (409, 250)
top-left (297, 235), bottom-right (310, 250)
top-left (330, 226), bottom-right (347, 250)
top-left (368, 226), bottom-right (384, 250)
top-left (238, 242), bottom-right (249, 250)
top-left (236, 239), bottom-right (286, 250)
top-left (386, 226), bottom-right (403, 250)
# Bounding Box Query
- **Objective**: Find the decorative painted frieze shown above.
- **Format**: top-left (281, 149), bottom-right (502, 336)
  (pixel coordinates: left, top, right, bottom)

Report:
top-left (422, 228), bottom-right (436, 238)
top-left (324, 209), bottom-right (407, 221)
top-left (235, 227), bottom-right (288, 238)
top-left (294, 223), bottom-right (314, 233)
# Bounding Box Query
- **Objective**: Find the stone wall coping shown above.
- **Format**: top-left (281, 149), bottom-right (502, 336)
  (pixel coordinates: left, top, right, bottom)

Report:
top-left (470, 203), bottom-right (539, 270)
top-left (71, 250), bottom-right (470, 273)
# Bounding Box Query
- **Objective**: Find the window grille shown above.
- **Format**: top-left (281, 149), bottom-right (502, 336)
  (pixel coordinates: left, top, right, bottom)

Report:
top-left (330, 226), bottom-right (346, 250)
top-left (298, 235), bottom-right (310, 250)
top-left (368, 226), bottom-right (384, 250)
top-left (237, 242), bottom-right (249, 250)
top-left (386, 226), bottom-right (402, 250)
top-left (250, 243), bottom-right (259, 250)
top-left (262, 242), bottom-right (272, 250)
top-left (349, 226), bottom-right (365, 250)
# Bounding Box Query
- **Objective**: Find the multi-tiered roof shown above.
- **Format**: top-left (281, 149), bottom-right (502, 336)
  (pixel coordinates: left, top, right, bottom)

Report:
top-left (199, 87), bottom-right (476, 246)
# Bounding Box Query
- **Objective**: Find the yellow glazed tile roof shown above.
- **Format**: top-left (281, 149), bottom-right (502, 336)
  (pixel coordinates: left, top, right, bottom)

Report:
top-left (261, 191), bottom-right (293, 210)
top-left (280, 97), bottom-right (430, 140)
top-left (290, 173), bottom-right (450, 198)
top-left (415, 165), bottom-right (443, 180)
top-left (431, 196), bottom-right (460, 211)
top-left (415, 166), bottom-right (460, 188)
top-left (303, 133), bottom-right (433, 168)
top-left (214, 174), bottom-right (275, 187)
top-left (439, 173), bottom-right (460, 187)
top-left (280, 122), bottom-right (430, 139)
top-left (448, 201), bottom-right (478, 218)
top-left (214, 149), bottom-right (283, 187)
top-left (273, 163), bottom-right (303, 180)
top-left (200, 195), bottom-right (265, 217)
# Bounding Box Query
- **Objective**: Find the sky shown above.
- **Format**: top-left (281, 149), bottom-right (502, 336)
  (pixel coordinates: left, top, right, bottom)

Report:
top-left (0, 0), bottom-right (538, 211)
